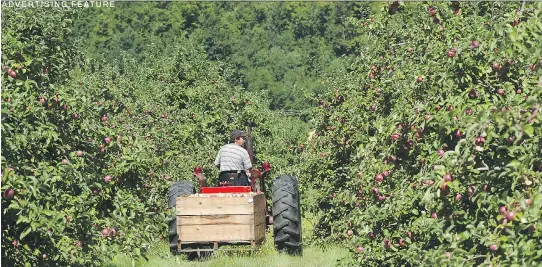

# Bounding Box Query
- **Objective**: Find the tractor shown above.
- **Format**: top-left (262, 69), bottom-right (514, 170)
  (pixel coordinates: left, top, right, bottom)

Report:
top-left (167, 127), bottom-right (302, 259)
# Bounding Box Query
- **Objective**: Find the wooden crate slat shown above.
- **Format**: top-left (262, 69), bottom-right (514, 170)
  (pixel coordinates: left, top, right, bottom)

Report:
top-left (178, 224), bottom-right (255, 242)
top-left (176, 194), bottom-right (265, 215)
top-left (178, 214), bottom-right (253, 225)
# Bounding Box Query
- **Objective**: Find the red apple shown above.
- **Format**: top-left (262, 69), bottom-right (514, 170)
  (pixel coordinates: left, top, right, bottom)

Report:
top-left (102, 229), bottom-right (109, 237)
top-left (499, 206), bottom-right (507, 214)
top-left (496, 89), bottom-right (505, 96)
top-left (372, 188), bottom-right (379, 195)
top-left (417, 76), bottom-right (423, 83)
top-left (444, 173), bottom-right (453, 182)
top-left (8, 69), bottom-right (16, 78)
top-left (376, 88), bottom-right (382, 94)
top-left (347, 230), bottom-right (353, 236)
top-left (490, 244), bottom-right (498, 252)
top-left (194, 166), bottom-right (202, 175)
top-left (66, 215), bottom-right (71, 223)
top-left (455, 130), bottom-right (463, 138)
top-left (435, 105), bottom-right (441, 111)
top-left (447, 50), bottom-right (456, 58)
top-left (383, 239), bottom-right (391, 248)
top-left (104, 175), bottom-right (112, 183)
top-left (506, 212), bottom-right (515, 221)
top-left (525, 199), bottom-right (532, 207)
top-left (262, 162), bottom-right (271, 172)
top-left (104, 137), bottom-right (111, 144)
top-left (378, 195), bottom-right (386, 201)
top-left (62, 159), bottom-right (68, 165)
top-left (356, 246), bottom-right (365, 253)
top-left (375, 173), bottom-right (384, 182)
top-left (469, 88), bottom-right (478, 98)
top-left (76, 151), bottom-right (83, 157)
top-left (437, 149), bottom-right (445, 157)
top-left (12, 239), bottom-right (18, 247)
top-left (424, 180), bottom-right (435, 185)
top-left (424, 114), bottom-right (431, 121)
top-left (383, 170), bottom-right (390, 177)
top-left (431, 212), bottom-right (438, 219)
top-left (332, 193), bottom-right (337, 198)
top-left (466, 108), bottom-right (473, 115)
top-left (3, 188), bottom-right (15, 199)
top-left (391, 133), bottom-right (400, 141)
top-left (368, 232), bottom-right (375, 239)
top-left (42, 254), bottom-right (47, 260)
top-left (471, 40), bottom-right (480, 49)
top-left (101, 115), bottom-right (108, 122)
top-left (455, 194), bottom-right (462, 202)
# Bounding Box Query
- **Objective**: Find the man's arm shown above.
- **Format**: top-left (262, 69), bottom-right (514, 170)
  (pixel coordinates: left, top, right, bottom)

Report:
top-left (195, 173), bottom-right (207, 187)
top-left (242, 149), bottom-right (253, 176)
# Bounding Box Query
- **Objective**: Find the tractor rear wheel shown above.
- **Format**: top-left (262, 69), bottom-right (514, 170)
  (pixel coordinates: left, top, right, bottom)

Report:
top-left (168, 181), bottom-right (194, 255)
top-left (272, 175), bottom-right (302, 255)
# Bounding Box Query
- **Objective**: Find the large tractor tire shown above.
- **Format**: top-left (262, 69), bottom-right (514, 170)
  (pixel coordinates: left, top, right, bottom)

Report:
top-left (168, 181), bottom-right (194, 255)
top-left (272, 175), bottom-right (302, 255)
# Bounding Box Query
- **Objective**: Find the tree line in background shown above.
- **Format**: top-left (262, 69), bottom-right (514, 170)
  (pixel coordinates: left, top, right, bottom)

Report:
top-left (72, 2), bottom-right (374, 111)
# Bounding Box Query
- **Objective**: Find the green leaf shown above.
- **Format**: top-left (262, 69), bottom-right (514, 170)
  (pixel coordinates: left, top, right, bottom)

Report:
top-left (523, 124), bottom-right (534, 137)
top-left (20, 227), bottom-right (32, 240)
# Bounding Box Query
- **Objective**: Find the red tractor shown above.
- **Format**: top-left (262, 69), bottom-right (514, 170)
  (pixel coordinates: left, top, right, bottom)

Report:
top-left (167, 128), bottom-right (302, 259)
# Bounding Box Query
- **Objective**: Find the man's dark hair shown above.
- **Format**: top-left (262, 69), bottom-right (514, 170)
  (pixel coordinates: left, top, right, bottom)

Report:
top-left (230, 130), bottom-right (248, 143)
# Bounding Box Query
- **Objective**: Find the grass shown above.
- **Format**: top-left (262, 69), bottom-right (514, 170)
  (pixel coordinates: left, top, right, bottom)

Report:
top-left (106, 241), bottom-right (347, 267)
top-left (106, 220), bottom-right (348, 267)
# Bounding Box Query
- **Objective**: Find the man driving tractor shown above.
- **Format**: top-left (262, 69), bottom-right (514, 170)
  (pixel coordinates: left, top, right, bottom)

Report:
top-left (196, 130), bottom-right (253, 186)
top-left (215, 130), bottom-right (253, 186)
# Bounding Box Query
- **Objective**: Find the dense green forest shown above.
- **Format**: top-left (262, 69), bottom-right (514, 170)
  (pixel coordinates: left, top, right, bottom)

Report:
top-left (72, 2), bottom-right (372, 111)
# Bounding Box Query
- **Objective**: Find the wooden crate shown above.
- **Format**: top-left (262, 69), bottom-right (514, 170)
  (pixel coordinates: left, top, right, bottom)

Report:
top-left (176, 192), bottom-right (266, 246)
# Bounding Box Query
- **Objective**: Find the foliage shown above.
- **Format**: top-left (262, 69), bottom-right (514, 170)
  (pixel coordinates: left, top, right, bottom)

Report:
top-left (72, 2), bottom-right (371, 110)
top-left (300, 2), bottom-right (542, 266)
